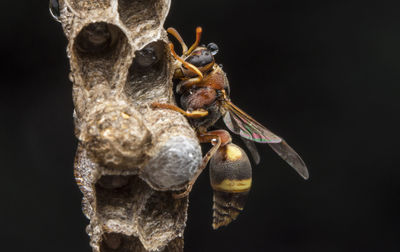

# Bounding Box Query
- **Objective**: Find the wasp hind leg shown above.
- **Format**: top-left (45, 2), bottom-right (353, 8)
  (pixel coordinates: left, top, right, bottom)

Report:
top-left (173, 130), bottom-right (232, 199)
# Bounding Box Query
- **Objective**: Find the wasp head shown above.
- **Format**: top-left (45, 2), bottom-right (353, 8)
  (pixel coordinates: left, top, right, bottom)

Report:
top-left (184, 43), bottom-right (219, 74)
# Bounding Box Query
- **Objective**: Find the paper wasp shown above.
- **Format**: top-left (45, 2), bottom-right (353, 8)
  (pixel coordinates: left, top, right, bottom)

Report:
top-left (151, 27), bottom-right (309, 229)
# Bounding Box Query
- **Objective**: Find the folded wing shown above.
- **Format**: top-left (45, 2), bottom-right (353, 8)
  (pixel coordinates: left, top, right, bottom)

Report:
top-left (222, 101), bottom-right (309, 179)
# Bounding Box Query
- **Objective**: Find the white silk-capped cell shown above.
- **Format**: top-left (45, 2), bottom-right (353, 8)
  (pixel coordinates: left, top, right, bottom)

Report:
top-left (141, 136), bottom-right (202, 191)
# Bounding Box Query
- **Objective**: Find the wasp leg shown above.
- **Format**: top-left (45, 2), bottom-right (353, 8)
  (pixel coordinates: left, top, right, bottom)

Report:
top-left (167, 27), bottom-right (188, 54)
top-left (169, 43), bottom-right (203, 79)
top-left (177, 68), bottom-right (225, 93)
top-left (185, 26), bottom-right (202, 56)
top-left (199, 130), bottom-right (232, 147)
top-left (151, 102), bottom-right (208, 118)
top-left (176, 77), bottom-right (204, 94)
top-left (173, 130), bottom-right (232, 199)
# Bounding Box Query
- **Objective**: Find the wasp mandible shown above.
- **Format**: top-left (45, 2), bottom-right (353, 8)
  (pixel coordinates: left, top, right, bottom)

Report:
top-left (152, 27), bottom-right (309, 229)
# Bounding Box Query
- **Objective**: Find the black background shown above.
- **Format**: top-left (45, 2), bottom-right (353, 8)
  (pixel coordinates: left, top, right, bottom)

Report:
top-left (2, 1), bottom-right (400, 251)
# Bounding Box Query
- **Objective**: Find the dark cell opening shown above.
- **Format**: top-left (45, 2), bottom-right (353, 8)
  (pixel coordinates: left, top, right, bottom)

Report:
top-left (72, 22), bottom-right (131, 87)
top-left (100, 233), bottom-right (145, 252)
top-left (75, 22), bottom-right (119, 56)
top-left (124, 41), bottom-right (169, 101)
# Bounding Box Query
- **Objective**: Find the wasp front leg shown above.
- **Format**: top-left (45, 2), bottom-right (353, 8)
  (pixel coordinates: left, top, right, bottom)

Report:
top-left (169, 43), bottom-right (203, 80)
top-left (173, 130), bottom-right (232, 199)
top-left (168, 42), bottom-right (205, 93)
top-left (176, 76), bottom-right (204, 94)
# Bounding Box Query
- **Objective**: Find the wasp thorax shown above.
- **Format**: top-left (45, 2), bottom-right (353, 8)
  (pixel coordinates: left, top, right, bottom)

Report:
top-left (209, 143), bottom-right (252, 229)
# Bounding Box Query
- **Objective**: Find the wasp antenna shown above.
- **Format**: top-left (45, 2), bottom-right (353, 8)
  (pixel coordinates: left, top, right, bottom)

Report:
top-left (169, 42), bottom-right (184, 63)
top-left (167, 27), bottom-right (188, 54)
top-left (185, 26), bottom-right (202, 56)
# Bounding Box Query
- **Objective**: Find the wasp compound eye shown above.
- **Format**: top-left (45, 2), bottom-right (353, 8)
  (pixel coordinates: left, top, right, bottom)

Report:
top-left (207, 42), bottom-right (219, 55)
top-left (135, 46), bottom-right (159, 68)
top-left (49, 0), bottom-right (60, 22)
top-left (186, 49), bottom-right (214, 67)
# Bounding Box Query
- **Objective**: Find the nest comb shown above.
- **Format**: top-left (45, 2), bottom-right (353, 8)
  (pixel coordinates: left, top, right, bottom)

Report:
top-left (52, 0), bottom-right (202, 251)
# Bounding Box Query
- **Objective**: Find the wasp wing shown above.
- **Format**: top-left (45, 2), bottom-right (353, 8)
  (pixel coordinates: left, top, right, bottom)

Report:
top-left (223, 112), bottom-right (260, 164)
top-left (269, 140), bottom-right (309, 179)
top-left (223, 101), bottom-right (309, 179)
top-left (223, 104), bottom-right (281, 143)
top-left (240, 137), bottom-right (261, 165)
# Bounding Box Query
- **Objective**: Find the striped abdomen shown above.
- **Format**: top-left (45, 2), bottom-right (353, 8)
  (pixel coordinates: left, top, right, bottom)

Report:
top-left (209, 143), bottom-right (252, 229)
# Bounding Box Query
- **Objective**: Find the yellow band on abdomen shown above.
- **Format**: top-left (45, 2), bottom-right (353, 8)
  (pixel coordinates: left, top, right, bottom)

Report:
top-left (212, 178), bottom-right (252, 193)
